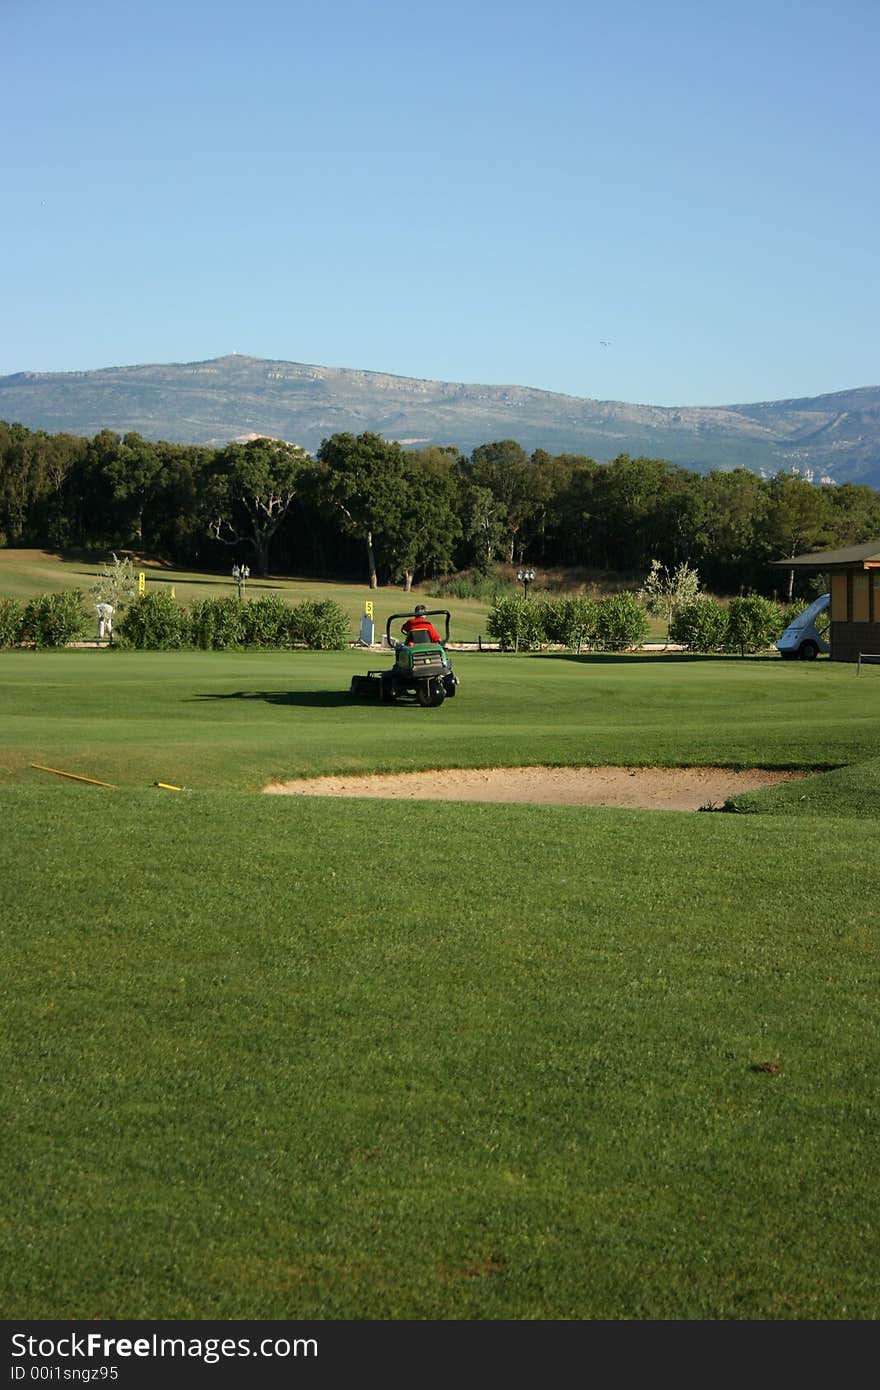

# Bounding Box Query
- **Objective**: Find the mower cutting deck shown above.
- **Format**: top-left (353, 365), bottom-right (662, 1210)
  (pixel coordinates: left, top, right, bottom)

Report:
top-left (350, 608), bottom-right (459, 708)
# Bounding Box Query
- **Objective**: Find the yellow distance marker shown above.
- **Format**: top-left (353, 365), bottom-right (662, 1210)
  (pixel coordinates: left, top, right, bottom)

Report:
top-left (32, 764), bottom-right (116, 788)
top-left (138, 571), bottom-right (146, 595)
top-left (364, 600), bottom-right (374, 619)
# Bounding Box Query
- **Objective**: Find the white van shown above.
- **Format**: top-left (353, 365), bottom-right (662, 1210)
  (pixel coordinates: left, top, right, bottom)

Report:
top-left (775, 593), bottom-right (830, 660)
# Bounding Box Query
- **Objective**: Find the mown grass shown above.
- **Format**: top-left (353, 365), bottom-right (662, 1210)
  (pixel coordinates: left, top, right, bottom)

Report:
top-left (1, 648), bottom-right (877, 792)
top-left (3, 788), bottom-right (878, 1320)
top-left (1, 644), bottom-right (879, 1319)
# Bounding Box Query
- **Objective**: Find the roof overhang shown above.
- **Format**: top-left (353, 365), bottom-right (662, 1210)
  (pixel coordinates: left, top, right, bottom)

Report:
top-left (769, 541), bottom-right (880, 571)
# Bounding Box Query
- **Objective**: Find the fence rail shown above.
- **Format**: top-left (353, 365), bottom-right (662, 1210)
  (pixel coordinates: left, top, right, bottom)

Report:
top-left (857, 652), bottom-right (880, 674)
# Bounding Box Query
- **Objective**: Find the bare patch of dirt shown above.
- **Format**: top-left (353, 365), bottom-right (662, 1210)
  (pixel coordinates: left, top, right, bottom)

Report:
top-left (263, 765), bottom-right (807, 811)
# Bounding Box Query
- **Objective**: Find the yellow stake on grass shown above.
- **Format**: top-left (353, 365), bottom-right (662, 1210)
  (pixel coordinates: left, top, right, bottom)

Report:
top-left (154, 782), bottom-right (184, 791)
top-left (31, 764), bottom-right (116, 789)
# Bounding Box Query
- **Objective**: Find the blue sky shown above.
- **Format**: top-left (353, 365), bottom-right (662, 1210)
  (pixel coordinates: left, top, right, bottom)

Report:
top-left (2, 0), bottom-right (877, 406)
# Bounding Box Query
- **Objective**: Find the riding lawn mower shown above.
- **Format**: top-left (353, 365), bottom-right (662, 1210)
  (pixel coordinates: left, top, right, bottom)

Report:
top-left (350, 608), bottom-right (459, 708)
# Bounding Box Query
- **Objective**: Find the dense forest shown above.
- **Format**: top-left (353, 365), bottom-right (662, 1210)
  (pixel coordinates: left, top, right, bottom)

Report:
top-left (3, 421), bottom-right (880, 596)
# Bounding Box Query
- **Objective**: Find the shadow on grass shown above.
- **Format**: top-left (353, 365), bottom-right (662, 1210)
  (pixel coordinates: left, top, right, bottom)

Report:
top-left (147, 575), bottom-right (289, 592)
top-left (49, 549), bottom-right (282, 591)
top-left (45, 546), bottom-right (122, 566)
top-left (528, 652), bottom-right (784, 665)
top-left (195, 689), bottom-right (375, 708)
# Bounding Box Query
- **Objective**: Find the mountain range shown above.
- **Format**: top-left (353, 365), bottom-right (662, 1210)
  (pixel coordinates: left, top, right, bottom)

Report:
top-left (2, 354), bottom-right (879, 487)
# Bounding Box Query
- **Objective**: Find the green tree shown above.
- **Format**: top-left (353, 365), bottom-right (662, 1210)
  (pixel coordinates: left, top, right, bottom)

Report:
top-left (88, 553), bottom-right (139, 612)
top-left (458, 480), bottom-right (507, 572)
top-left (640, 559), bottom-right (702, 628)
top-left (588, 455), bottom-right (680, 571)
top-left (102, 433), bottom-right (166, 547)
top-left (0, 422), bottom-right (53, 544)
top-left (689, 468), bottom-right (767, 589)
top-left (825, 481), bottom-right (880, 548)
top-left (30, 431), bottom-right (88, 547)
top-left (759, 472), bottom-right (834, 599)
top-left (470, 440), bottom-right (542, 563)
top-left (210, 437), bottom-right (311, 575)
top-left (552, 457), bottom-right (602, 567)
top-left (315, 432), bottom-right (411, 588)
top-left (383, 461), bottom-right (462, 590)
top-left (147, 442), bottom-right (215, 563)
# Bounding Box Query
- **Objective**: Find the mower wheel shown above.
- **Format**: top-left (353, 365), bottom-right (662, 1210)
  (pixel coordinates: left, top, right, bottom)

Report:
top-left (417, 681), bottom-right (445, 708)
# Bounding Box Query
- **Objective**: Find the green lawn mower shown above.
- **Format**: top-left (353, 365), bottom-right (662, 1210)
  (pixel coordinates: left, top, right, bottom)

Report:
top-left (350, 608), bottom-right (459, 708)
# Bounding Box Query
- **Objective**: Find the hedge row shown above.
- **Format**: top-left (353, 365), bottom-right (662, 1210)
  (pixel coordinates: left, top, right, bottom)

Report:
top-left (0, 592), bottom-right (90, 648)
top-left (119, 593), bottom-right (350, 650)
top-left (486, 591), bottom-right (795, 654)
top-left (669, 594), bottom-right (791, 653)
top-left (0, 587), bottom-right (799, 655)
top-left (486, 592), bottom-right (650, 651)
top-left (0, 591), bottom-right (351, 650)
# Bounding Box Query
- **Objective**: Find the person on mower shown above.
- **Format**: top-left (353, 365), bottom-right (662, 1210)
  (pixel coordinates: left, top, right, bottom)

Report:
top-left (400, 604), bottom-right (442, 644)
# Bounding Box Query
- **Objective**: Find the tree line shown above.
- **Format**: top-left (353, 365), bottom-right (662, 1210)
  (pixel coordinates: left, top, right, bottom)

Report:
top-left (2, 421), bottom-right (879, 595)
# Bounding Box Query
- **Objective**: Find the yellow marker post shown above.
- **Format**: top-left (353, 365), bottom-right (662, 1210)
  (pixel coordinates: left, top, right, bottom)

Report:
top-left (138, 571), bottom-right (146, 596)
top-left (365, 601), bottom-right (374, 619)
top-left (32, 764), bottom-right (116, 788)
top-left (154, 782), bottom-right (184, 791)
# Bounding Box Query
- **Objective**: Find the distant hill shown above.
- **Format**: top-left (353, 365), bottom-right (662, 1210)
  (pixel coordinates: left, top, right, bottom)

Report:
top-left (2, 354), bottom-right (880, 486)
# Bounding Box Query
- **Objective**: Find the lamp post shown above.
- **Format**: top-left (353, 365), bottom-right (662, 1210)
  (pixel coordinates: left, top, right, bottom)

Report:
top-left (233, 563), bottom-right (250, 599)
top-left (517, 567), bottom-right (535, 599)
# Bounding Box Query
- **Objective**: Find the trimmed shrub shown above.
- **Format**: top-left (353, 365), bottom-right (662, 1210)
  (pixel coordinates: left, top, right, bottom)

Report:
top-left (724, 594), bottom-right (786, 655)
top-left (0, 597), bottom-right (24, 648)
top-left (117, 592), bottom-right (190, 649)
top-left (288, 599), bottom-right (349, 650)
top-left (189, 597), bottom-right (245, 650)
top-left (20, 591), bottom-right (89, 648)
top-left (543, 596), bottom-right (599, 650)
top-left (780, 599), bottom-right (806, 628)
top-left (593, 591), bottom-right (650, 651)
top-left (486, 595), bottom-right (547, 650)
top-left (669, 596), bottom-right (729, 652)
top-left (240, 595), bottom-right (295, 648)
top-left (486, 595), bottom-right (518, 648)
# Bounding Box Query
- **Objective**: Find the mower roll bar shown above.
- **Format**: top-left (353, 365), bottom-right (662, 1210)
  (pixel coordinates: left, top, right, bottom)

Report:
top-left (385, 609), bottom-right (451, 644)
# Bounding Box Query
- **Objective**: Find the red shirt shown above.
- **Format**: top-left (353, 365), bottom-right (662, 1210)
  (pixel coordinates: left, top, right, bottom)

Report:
top-left (402, 616), bottom-right (442, 643)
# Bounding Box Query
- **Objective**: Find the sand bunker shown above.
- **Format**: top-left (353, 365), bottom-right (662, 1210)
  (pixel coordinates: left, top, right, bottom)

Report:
top-left (263, 765), bottom-right (807, 811)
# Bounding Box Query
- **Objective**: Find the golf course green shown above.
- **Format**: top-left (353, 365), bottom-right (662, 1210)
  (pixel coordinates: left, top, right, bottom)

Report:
top-left (2, 617), bottom-right (879, 1318)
